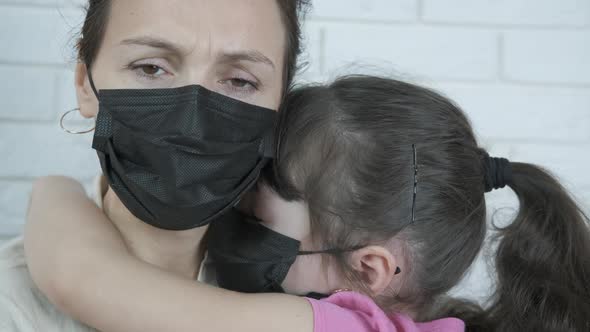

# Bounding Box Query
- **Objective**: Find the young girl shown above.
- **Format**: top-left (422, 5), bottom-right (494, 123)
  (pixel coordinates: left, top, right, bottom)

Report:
top-left (25, 76), bottom-right (590, 332)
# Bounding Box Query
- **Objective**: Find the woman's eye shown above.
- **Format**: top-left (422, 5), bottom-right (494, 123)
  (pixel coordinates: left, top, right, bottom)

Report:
top-left (229, 78), bottom-right (255, 89)
top-left (128, 62), bottom-right (170, 80)
top-left (140, 65), bottom-right (165, 76)
top-left (219, 77), bottom-right (259, 96)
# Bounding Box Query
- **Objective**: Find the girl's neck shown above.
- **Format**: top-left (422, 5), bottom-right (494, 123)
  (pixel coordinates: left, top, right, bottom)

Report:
top-left (103, 187), bottom-right (208, 279)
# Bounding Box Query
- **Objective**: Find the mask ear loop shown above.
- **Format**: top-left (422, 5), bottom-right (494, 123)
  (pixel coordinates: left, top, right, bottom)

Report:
top-left (297, 245), bottom-right (366, 256)
top-left (298, 246), bottom-right (403, 276)
top-left (87, 66), bottom-right (100, 99)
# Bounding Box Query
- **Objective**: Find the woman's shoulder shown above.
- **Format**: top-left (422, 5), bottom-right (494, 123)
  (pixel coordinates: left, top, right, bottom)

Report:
top-left (306, 291), bottom-right (465, 332)
top-left (0, 236), bottom-right (96, 332)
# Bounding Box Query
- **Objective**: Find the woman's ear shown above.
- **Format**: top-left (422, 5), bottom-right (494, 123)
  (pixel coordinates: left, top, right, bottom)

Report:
top-left (74, 63), bottom-right (98, 118)
top-left (349, 245), bottom-right (400, 295)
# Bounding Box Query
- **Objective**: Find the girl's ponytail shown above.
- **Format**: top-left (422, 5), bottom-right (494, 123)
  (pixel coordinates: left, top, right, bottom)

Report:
top-left (481, 161), bottom-right (590, 331)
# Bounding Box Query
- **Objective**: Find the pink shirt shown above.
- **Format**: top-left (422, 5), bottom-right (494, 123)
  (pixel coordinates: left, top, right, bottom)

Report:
top-left (306, 292), bottom-right (464, 332)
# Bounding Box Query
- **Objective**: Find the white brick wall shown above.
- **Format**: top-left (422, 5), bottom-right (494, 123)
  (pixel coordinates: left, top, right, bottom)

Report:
top-left (503, 31), bottom-right (590, 84)
top-left (421, 0), bottom-right (590, 27)
top-left (322, 25), bottom-right (498, 80)
top-left (311, 0), bottom-right (418, 21)
top-left (0, 0), bottom-right (589, 299)
top-left (0, 1), bottom-right (99, 240)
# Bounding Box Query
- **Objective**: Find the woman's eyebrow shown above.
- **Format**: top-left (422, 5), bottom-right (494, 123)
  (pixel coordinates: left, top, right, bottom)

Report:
top-left (119, 36), bottom-right (187, 56)
top-left (218, 50), bottom-right (276, 71)
top-left (119, 36), bottom-right (276, 71)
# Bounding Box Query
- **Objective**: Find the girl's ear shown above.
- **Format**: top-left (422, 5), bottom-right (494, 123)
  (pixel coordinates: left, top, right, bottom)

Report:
top-left (349, 245), bottom-right (401, 295)
top-left (74, 63), bottom-right (99, 118)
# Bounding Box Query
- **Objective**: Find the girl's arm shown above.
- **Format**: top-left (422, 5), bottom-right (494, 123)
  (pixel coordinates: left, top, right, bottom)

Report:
top-left (24, 176), bottom-right (313, 332)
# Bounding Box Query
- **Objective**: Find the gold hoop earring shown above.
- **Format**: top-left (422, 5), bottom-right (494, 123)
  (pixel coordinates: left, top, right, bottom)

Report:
top-left (59, 108), bottom-right (95, 134)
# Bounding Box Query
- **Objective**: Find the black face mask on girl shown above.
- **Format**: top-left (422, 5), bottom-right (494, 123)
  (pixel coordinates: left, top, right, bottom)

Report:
top-left (207, 208), bottom-right (364, 296)
top-left (88, 71), bottom-right (277, 230)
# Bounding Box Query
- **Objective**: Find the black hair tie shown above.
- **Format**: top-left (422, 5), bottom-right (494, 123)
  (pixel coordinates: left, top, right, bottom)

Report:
top-left (483, 154), bottom-right (512, 192)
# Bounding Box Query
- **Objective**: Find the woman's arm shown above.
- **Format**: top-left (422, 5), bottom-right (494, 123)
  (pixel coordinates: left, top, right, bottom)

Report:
top-left (24, 176), bottom-right (130, 311)
top-left (24, 176), bottom-right (313, 332)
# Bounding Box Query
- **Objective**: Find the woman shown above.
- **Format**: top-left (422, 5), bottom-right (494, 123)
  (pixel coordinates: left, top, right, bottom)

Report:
top-left (0, 0), bottom-right (309, 330)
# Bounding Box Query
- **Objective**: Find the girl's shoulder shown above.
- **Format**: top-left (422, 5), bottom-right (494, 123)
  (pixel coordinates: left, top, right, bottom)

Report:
top-left (306, 291), bottom-right (464, 332)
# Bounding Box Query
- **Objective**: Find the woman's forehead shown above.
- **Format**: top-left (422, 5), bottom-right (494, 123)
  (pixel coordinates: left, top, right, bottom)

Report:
top-left (103, 0), bottom-right (286, 69)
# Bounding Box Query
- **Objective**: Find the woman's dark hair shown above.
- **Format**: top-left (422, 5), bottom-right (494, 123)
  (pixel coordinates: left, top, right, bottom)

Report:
top-left (76, 0), bottom-right (310, 90)
top-left (268, 75), bottom-right (590, 331)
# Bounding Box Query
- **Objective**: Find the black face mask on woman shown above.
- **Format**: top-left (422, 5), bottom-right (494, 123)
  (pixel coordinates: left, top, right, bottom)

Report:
top-left (207, 208), bottom-right (363, 297)
top-left (88, 72), bottom-right (277, 230)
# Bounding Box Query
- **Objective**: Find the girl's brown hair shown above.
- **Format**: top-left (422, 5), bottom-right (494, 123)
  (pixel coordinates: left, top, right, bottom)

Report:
top-left (270, 75), bottom-right (590, 331)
